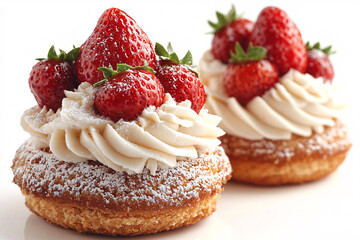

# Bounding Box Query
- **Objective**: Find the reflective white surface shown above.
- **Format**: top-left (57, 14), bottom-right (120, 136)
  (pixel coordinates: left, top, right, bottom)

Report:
top-left (1, 0), bottom-right (359, 239)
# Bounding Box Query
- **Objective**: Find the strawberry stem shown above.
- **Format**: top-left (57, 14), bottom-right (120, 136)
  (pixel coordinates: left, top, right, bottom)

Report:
top-left (48, 45), bottom-right (58, 59)
top-left (93, 79), bottom-right (107, 87)
top-left (156, 42), bottom-right (193, 66)
top-left (98, 67), bottom-right (118, 79)
top-left (208, 5), bottom-right (242, 33)
top-left (306, 41), bottom-right (336, 55)
top-left (36, 45), bottom-right (80, 61)
top-left (96, 61), bottom-right (156, 86)
top-left (181, 51), bottom-right (193, 66)
top-left (155, 43), bottom-right (170, 58)
top-left (155, 42), bottom-right (198, 77)
top-left (155, 42), bottom-right (183, 64)
top-left (65, 47), bottom-right (80, 61)
top-left (133, 61), bottom-right (156, 74)
top-left (229, 42), bottom-right (267, 63)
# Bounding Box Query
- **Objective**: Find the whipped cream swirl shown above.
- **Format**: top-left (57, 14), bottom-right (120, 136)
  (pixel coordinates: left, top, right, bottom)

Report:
top-left (22, 82), bottom-right (224, 174)
top-left (198, 50), bottom-right (346, 140)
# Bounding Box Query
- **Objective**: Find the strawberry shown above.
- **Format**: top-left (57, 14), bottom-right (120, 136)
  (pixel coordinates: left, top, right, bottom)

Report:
top-left (223, 43), bottom-right (279, 105)
top-left (94, 62), bottom-right (164, 122)
top-left (208, 5), bottom-right (254, 63)
top-left (249, 6), bottom-right (307, 75)
top-left (305, 42), bottom-right (335, 83)
top-left (155, 43), bottom-right (205, 113)
top-left (29, 46), bottom-right (79, 111)
top-left (75, 8), bottom-right (157, 85)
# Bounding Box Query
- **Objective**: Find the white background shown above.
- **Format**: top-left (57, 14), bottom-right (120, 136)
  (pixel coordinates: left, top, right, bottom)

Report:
top-left (0, 0), bottom-right (359, 239)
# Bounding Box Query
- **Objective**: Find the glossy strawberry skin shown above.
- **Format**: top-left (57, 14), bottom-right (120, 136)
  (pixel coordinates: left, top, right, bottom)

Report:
top-left (156, 60), bottom-right (205, 113)
top-left (75, 8), bottom-right (157, 85)
top-left (306, 49), bottom-right (334, 83)
top-left (249, 7), bottom-right (307, 75)
top-left (29, 59), bottom-right (78, 111)
top-left (211, 18), bottom-right (254, 63)
top-left (95, 69), bottom-right (164, 122)
top-left (223, 59), bottom-right (279, 105)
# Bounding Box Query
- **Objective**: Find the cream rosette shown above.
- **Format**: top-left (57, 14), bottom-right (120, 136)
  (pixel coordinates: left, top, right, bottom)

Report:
top-left (22, 82), bottom-right (224, 174)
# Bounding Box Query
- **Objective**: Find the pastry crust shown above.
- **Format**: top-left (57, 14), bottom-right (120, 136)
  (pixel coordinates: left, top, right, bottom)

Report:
top-left (12, 141), bottom-right (231, 236)
top-left (221, 119), bottom-right (351, 185)
top-left (24, 192), bottom-right (219, 236)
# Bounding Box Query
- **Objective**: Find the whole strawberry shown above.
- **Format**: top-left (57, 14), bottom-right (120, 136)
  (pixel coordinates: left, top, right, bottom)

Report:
top-left (29, 46), bottom-right (79, 111)
top-left (75, 8), bottom-right (157, 85)
top-left (223, 43), bottom-right (279, 105)
top-left (305, 42), bottom-right (335, 83)
top-left (209, 5), bottom-right (254, 63)
top-left (94, 62), bottom-right (164, 122)
top-left (155, 43), bottom-right (205, 113)
top-left (249, 7), bottom-right (307, 75)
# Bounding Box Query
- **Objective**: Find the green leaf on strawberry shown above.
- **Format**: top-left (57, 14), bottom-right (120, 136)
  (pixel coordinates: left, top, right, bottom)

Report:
top-left (58, 49), bottom-right (66, 60)
top-left (229, 42), bottom-right (267, 63)
top-left (36, 45), bottom-right (80, 62)
top-left (208, 5), bottom-right (242, 33)
top-left (118, 61), bottom-right (155, 74)
top-left (47, 46), bottom-right (58, 59)
top-left (169, 52), bottom-right (180, 64)
top-left (181, 51), bottom-right (193, 66)
top-left (95, 61), bottom-right (156, 87)
top-left (155, 42), bottom-right (198, 76)
top-left (155, 42), bottom-right (190, 65)
top-left (306, 42), bottom-right (336, 56)
top-left (65, 47), bottom-right (80, 62)
top-left (155, 43), bottom-right (170, 58)
top-left (97, 67), bottom-right (118, 80)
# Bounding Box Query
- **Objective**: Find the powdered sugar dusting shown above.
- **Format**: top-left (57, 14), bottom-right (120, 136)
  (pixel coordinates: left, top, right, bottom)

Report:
top-left (22, 83), bottom-right (224, 175)
top-left (12, 140), bottom-right (231, 211)
top-left (221, 120), bottom-right (351, 162)
top-left (199, 50), bottom-right (347, 141)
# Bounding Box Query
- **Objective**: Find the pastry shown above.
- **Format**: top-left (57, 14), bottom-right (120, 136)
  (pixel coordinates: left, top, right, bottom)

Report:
top-left (199, 6), bottom-right (351, 185)
top-left (12, 8), bottom-right (231, 236)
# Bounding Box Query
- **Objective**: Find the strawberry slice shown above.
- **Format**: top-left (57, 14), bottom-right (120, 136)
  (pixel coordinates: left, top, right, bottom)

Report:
top-left (155, 43), bottom-right (205, 113)
top-left (208, 5), bottom-right (254, 63)
top-left (223, 43), bottom-right (279, 105)
top-left (94, 62), bottom-right (164, 122)
top-left (75, 8), bottom-right (157, 85)
top-left (249, 7), bottom-right (307, 75)
top-left (29, 46), bottom-right (79, 111)
top-left (305, 42), bottom-right (335, 83)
